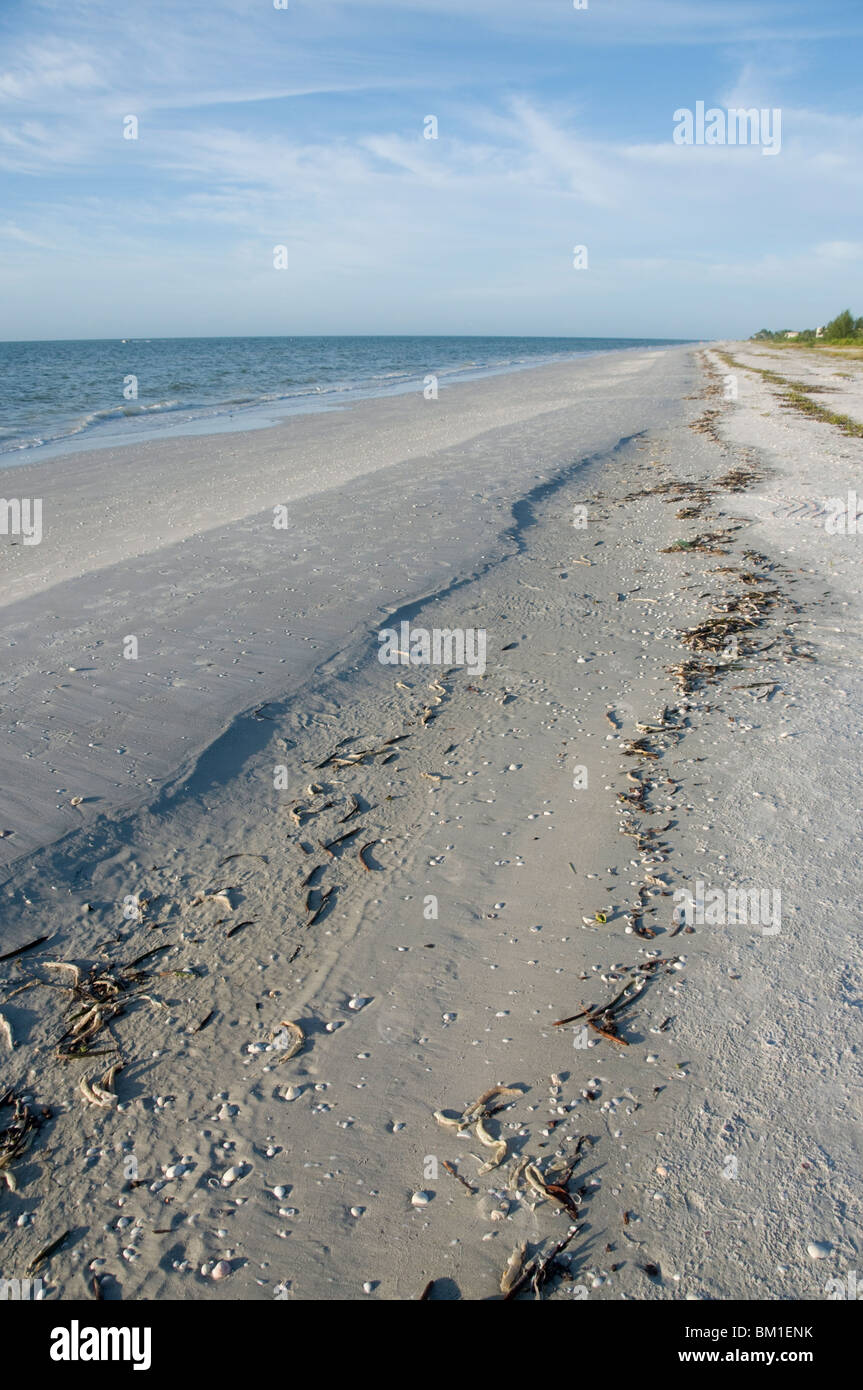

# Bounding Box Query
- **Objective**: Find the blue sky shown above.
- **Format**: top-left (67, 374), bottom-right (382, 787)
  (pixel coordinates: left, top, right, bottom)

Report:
top-left (1, 0), bottom-right (862, 340)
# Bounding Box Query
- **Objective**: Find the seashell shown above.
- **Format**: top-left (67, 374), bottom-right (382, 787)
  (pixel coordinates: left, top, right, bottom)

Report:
top-left (348, 996), bottom-right (371, 1011)
top-left (273, 1185), bottom-right (287, 1199)
top-left (807, 1241), bottom-right (832, 1260)
top-left (500, 1241), bottom-right (528, 1295)
top-left (221, 1164), bottom-right (247, 1187)
top-left (411, 1190), bottom-right (432, 1207)
top-left (283, 1086), bottom-right (302, 1101)
top-left (211, 1260), bottom-right (232, 1280)
top-left (274, 1019), bottom-right (304, 1060)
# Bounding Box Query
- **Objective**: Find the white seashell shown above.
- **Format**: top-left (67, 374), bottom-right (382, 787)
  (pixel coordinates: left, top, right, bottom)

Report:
top-left (283, 1086), bottom-right (302, 1101)
top-left (211, 1260), bottom-right (231, 1280)
top-left (807, 1241), bottom-right (832, 1260)
top-left (221, 1164), bottom-right (246, 1187)
top-left (411, 1190), bottom-right (432, 1207)
top-left (350, 1206), bottom-right (364, 1218)
top-left (348, 996), bottom-right (371, 1011)
top-left (362, 1281), bottom-right (374, 1294)
top-left (273, 1185), bottom-right (287, 1199)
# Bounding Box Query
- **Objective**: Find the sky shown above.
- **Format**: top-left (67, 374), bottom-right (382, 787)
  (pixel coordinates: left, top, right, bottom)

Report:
top-left (0, 0), bottom-right (862, 341)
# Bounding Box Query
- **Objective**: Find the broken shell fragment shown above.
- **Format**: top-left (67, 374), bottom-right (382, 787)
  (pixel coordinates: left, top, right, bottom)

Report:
top-left (274, 1020), bottom-right (304, 1061)
top-left (434, 1109), bottom-right (469, 1131)
top-left (500, 1241), bottom-right (528, 1296)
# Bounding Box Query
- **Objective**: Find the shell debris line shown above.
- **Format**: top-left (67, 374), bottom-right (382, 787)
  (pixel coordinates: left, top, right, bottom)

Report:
top-left (429, 1084), bottom-right (594, 1297)
top-left (1, 341), bottom-right (850, 1305)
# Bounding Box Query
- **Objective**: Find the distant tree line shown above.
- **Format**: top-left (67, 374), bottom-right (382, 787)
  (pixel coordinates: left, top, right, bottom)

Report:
top-left (752, 310), bottom-right (863, 344)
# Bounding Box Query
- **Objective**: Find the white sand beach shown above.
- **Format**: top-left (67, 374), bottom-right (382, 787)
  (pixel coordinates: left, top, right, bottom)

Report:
top-left (1, 345), bottom-right (861, 1301)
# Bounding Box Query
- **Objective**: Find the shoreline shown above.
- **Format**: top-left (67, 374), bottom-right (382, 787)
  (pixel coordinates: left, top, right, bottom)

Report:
top-left (0, 338), bottom-right (692, 470)
top-left (0, 345), bottom-right (687, 868)
top-left (1, 344), bottom-right (861, 1300)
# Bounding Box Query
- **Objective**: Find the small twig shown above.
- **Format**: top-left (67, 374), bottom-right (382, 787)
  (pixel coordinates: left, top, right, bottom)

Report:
top-left (442, 1159), bottom-right (478, 1196)
top-left (358, 841), bottom-right (379, 872)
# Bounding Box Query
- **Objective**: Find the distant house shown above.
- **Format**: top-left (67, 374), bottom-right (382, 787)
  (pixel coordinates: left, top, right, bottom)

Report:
top-left (784, 331), bottom-right (799, 339)
top-left (816, 325), bottom-right (825, 338)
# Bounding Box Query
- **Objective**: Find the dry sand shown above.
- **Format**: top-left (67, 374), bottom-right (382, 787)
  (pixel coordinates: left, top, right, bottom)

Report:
top-left (1, 344), bottom-right (860, 1301)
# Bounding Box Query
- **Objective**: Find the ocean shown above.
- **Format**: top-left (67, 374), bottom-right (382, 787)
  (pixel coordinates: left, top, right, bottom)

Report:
top-left (0, 334), bottom-right (687, 464)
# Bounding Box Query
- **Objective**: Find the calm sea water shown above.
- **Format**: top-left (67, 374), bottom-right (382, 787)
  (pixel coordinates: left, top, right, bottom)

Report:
top-left (0, 335), bottom-right (686, 462)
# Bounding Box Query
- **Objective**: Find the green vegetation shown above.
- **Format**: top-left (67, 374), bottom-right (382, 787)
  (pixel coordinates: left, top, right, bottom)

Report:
top-left (752, 308), bottom-right (863, 346)
top-left (717, 349), bottom-right (863, 438)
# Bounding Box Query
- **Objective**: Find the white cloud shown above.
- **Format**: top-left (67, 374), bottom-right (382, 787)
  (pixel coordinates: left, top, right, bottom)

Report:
top-left (0, 38), bottom-right (105, 102)
top-left (814, 240), bottom-right (863, 262)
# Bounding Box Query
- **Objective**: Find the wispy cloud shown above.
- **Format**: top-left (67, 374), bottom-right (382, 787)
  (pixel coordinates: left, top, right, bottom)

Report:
top-left (0, 37), bottom-right (105, 101)
top-left (1, 0), bottom-right (861, 337)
